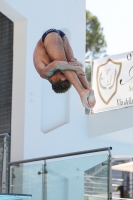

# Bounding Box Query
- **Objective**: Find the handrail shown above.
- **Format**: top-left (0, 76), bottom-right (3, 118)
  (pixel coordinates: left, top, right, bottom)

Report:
top-left (0, 133), bottom-right (10, 137)
top-left (9, 147), bottom-right (112, 166)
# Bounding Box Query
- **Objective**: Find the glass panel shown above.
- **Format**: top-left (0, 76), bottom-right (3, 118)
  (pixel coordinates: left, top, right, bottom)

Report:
top-left (10, 154), bottom-right (109, 200)
top-left (46, 154), bottom-right (109, 200)
top-left (10, 163), bottom-right (44, 200)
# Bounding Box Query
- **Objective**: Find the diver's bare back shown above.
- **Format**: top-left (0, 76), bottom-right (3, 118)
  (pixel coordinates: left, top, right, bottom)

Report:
top-left (33, 39), bottom-right (52, 79)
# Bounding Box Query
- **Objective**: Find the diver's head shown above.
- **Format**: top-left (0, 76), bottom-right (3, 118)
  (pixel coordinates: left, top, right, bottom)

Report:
top-left (49, 70), bottom-right (71, 93)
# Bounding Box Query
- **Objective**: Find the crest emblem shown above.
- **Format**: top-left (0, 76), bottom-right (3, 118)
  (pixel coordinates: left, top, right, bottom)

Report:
top-left (96, 59), bottom-right (122, 104)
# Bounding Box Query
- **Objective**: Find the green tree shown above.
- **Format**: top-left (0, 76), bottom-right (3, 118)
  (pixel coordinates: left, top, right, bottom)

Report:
top-left (85, 67), bottom-right (91, 86)
top-left (85, 10), bottom-right (107, 84)
top-left (86, 10), bottom-right (107, 60)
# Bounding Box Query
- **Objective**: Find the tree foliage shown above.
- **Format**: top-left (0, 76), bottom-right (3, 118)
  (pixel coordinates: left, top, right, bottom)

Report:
top-left (85, 67), bottom-right (91, 86)
top-left (86, 10), bottom-right (107, 59)
top-left (85, 11), bottom-right (107, 84)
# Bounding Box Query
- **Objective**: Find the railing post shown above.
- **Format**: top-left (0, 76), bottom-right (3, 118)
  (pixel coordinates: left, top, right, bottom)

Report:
top-left (43, 161), bottom-right (47, 200)
top-left (0, 133), bottom-right (10, 193)
top-left (108, 149), bottom-right (112, 200)
top-left (130, 158), bottom-right (133, 198)
top-left (2, 134), bottom-right (7, 193)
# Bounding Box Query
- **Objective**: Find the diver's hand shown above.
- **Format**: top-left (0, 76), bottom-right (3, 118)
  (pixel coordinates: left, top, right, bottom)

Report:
top-left (69, 59), bottom-right (84, 68)
top-left (75, 67), bottom-right (85, 76)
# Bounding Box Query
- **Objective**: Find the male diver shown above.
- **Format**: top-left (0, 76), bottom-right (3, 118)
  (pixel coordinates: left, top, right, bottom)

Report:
top-left (33, 28), bottom-right (96, 108)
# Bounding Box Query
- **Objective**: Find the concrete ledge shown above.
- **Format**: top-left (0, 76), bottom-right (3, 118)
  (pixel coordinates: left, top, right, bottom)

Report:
top-left (88, 106), bottom-right (133, 137)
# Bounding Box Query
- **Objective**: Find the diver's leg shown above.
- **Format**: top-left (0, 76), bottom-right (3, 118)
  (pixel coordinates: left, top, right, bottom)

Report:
top-left (43, 32), bottom-right (67, 61)
top-left (62, 36), bottom-right (96, 108)
top-left (62, 36), bottom-right (83, 67)
top-left (43, 32), bottom-right (95, 108)
top-left (61, 35), bottom-right (74, 61)
top-left (62, 70), bottom-right (94, 108)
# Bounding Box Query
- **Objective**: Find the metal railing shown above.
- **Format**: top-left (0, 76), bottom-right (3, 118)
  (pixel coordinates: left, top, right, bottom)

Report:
top-left (9, 147), bottom-right (112, 200)
top-left (9, 147), bottom-right (112, 166)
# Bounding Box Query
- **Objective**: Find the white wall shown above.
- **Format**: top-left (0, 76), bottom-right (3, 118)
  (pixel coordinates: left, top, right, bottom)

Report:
top-left (2, 0), bottom-right (133, 161)
top-left (46, 154), bottom-right (108, 200)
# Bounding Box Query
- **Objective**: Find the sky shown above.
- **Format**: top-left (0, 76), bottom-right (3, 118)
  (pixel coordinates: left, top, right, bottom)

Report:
top-left (86, 0), bottom-right (133, 56)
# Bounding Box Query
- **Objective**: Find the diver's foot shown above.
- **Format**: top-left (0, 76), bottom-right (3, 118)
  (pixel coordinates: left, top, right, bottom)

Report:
top-left (80, 89), bottom-right (96, 109)
top-left (88, 89), bottom-right (96, 108)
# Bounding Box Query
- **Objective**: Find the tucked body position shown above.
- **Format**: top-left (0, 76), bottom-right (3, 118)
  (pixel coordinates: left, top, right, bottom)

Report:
top-left (33, 28), bottom-right (96, 109)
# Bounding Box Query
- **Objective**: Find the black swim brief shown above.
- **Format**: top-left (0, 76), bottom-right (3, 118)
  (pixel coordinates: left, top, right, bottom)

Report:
top-left (42, 28), bottom-right (66, 42)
